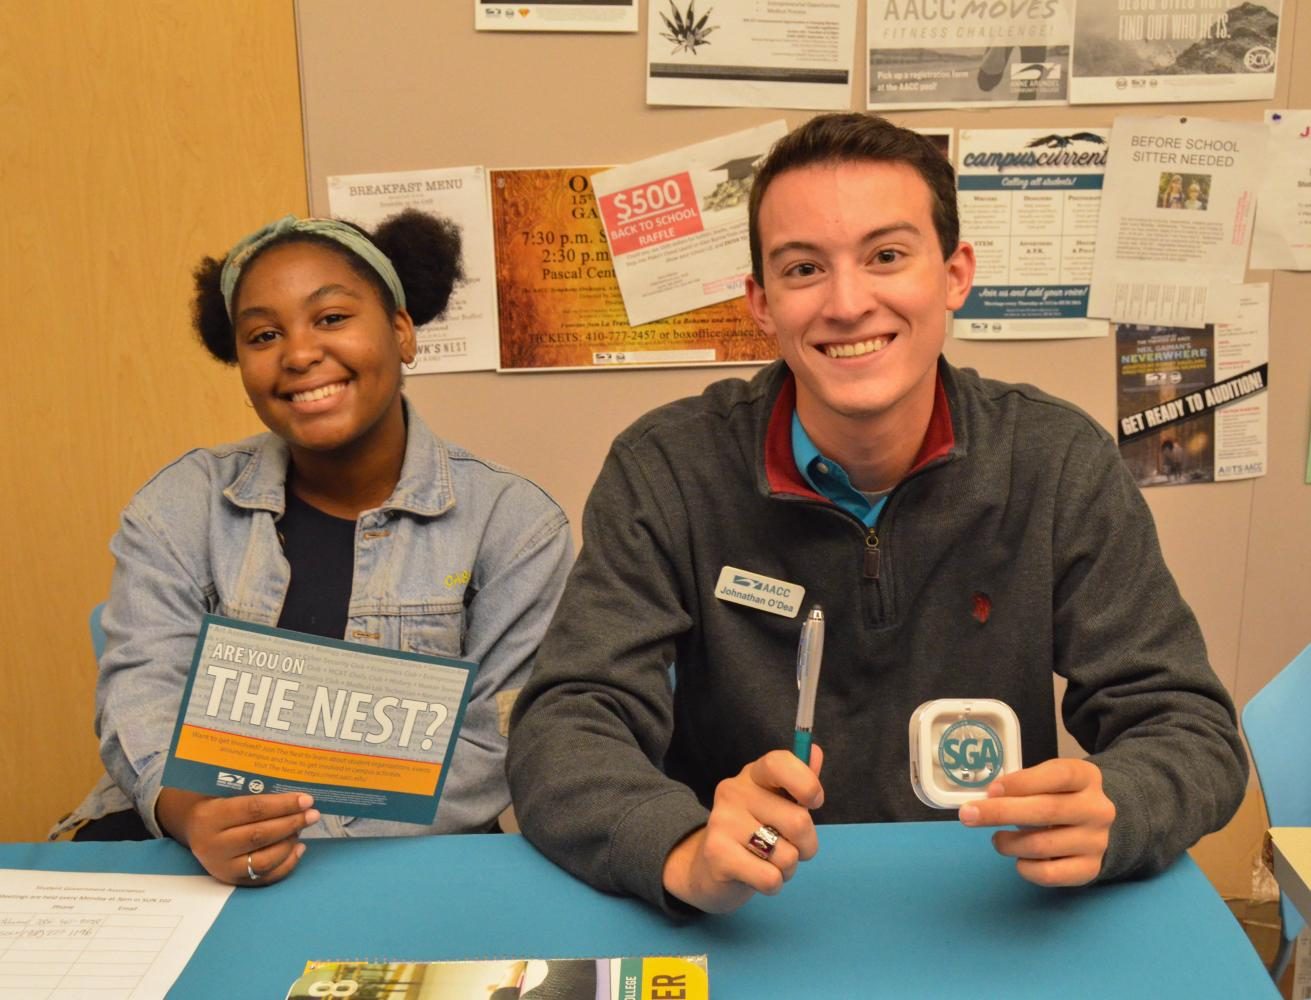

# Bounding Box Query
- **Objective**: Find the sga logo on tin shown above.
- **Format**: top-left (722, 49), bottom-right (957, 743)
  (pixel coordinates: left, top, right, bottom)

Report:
top-left (909, 699), bottom-right (1021, 808)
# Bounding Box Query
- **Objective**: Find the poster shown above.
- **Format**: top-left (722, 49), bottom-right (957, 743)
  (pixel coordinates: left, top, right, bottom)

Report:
top-left (474, 0), bottom-right (636, 32)
top-left (646, 0), bottom-right (856, 110)
top-left (1116, 284), bottom-right (1268, 487)
top-left (1250, 110), bottom-right (1311, 271)
top-left (1071, 1), bottom-right (1279, 104)
top-left (490, 167), bottom-right (772, 371)
top-left (917, 127), bottom-right (954, 163)
top-left (866, 0), bottom-right (1073, 110)
top-left (590, 121), bottom-right (786, 327)
top-left (162, 616), bottom-right (474, 825)
top-left (1088, 116), bottom-right (1267, 328)
top-left (954, 127), bottom-right (1108, 340)
top-left (327, 167), bottom-right (499, 373)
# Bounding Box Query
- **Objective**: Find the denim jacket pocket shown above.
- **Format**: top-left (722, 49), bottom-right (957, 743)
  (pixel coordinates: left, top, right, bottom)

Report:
top-left (397, 606), bottom-right (466, 659)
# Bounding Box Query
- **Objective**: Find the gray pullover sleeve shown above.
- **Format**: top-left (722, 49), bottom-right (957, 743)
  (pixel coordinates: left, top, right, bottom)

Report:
top-left (1050, 423), bottom-right (1247, 881)
top-left (508, 438), bottom-right (708, 913)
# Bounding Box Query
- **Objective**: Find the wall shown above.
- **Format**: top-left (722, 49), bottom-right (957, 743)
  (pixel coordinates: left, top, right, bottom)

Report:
top-left (0, 0), bottom-right (306, 841)
top-left (296, 1), bottom-right (1310, 896)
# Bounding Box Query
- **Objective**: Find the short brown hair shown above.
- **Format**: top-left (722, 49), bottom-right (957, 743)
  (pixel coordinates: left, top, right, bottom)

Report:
top-left (748, 113), bottom-right (958, 284)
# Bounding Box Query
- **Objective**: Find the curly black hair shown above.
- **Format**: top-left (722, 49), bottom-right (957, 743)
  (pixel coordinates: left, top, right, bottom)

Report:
top-left (191, 209), bottom-right (464, 364)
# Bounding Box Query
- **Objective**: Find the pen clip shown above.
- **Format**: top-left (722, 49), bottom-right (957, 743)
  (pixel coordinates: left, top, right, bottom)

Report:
top-left (794, 605), bottom-right (824, 724)
top-left (796, 624), bottom-right (815, 691)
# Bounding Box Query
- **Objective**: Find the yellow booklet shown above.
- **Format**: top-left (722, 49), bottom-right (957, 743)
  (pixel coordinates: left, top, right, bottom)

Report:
top-left (285, 956), bottom-right (708, 999)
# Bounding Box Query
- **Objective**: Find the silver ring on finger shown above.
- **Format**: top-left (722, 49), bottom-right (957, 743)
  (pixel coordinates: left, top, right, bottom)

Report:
top-left (246, 854), bottom-right (261, 881)
top-left (746, 824), bottom-right (781, 860)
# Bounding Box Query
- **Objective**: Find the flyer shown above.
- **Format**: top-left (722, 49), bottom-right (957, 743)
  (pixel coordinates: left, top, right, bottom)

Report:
top-left (491, 167), bottom-right (771, 371)
top-left (590, 121), bottom-right (787, 327)
top-left (162, 616), bottom-right (475, 825)
top-left (286, 957), bottom-right (708, 1000)
top-left (474, 0), bottom-right (636, 33)
top-left (1070, 1), bottom-right (1280, 105)
top-left (0, 869), bottom-right (231, 1000)
top-left (955, 127), bottom-right (1109, 340)
top-left (646, 0), bottom-right (856, 110)
top-left (327, 167), bottom-right (499, 374)
top-left (1087, 116), bottom-right (1267, 328)
top-left (1250, 110), bottom-right (1311, 271)
top-left (917, 127), bottom-right (953, 163)
top-left (866, 0), bottom-right (1073, 110)
top-left (1116, 284), bottom-right (1268, 487)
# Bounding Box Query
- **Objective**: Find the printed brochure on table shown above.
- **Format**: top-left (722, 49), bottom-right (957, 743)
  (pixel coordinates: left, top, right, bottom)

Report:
top-left (285, 956), bottom-right (708, 999)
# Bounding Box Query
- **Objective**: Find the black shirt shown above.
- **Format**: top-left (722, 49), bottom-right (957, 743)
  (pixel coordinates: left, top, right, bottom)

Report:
top-left (276, 489), bottom-right (356, 639)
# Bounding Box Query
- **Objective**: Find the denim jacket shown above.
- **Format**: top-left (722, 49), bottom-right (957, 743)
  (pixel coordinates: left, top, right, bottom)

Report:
top-left (54, 399), bottom-right (572, 840)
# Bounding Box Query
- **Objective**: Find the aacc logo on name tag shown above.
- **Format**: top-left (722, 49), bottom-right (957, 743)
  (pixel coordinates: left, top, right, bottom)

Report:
top-left (714, 566), bottom-right (804, 619)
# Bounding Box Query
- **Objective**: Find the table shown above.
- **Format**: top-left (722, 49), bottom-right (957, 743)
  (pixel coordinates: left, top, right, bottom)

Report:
top-left (1, 822), bottom-right (1274, 999)
top-left (1270, 826), bottom-right (1311, 927)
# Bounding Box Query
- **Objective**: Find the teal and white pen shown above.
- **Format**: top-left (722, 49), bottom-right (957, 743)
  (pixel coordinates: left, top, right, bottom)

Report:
top-left (792, 604), bottom-right (825, 763)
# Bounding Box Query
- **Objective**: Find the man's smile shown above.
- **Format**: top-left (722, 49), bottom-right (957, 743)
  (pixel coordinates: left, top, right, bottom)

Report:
top-left (821, 335), bottom-right (894, 359)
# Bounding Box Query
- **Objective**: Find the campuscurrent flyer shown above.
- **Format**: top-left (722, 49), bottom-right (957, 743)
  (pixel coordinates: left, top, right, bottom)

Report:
top-left (646, 0), bottom-right (856, 110)
top-left (327, 167), bottom-right (499, 374)
top-left (1250, 110), bottom-right (1311, 271)
top-left (955, 127), bottom-right (1108, 340)
top-left (590, 121), bottom-right (787, 327)
top-left (1070, 0), bottom-right (1280, 105)
top-left (866, 0), bottom-right (1073, 110)
top-left (1087, 116), bottom-right (1267, 328)
top-left (1116, 283), bottom-right (1268, 487)
top-left (162, 616), bottom-right (475, 825)
top-left (491, 167), bottom-right (771, 371)
top-left (473, 0), bottom-right (637, 33)
top-left (286, 958), bottom-right (708, 1000)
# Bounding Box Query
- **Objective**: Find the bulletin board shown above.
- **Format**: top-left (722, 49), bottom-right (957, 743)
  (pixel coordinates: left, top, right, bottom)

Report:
top-left (295, 1), bottom-right (1310, 723)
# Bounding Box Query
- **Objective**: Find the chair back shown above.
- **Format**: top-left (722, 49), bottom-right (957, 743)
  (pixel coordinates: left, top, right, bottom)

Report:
top-left (1242, 642), bottom-right (1311, 944)
top-left (90, 603), bottom-right (107, 660)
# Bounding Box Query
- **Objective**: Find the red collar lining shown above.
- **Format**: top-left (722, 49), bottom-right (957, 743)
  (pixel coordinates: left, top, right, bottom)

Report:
top-left (763, 370), bottom-right (955, 495)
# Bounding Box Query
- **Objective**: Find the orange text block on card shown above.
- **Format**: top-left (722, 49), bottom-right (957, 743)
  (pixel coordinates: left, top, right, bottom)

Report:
top-left (175, 725), bottom-right (441, 796)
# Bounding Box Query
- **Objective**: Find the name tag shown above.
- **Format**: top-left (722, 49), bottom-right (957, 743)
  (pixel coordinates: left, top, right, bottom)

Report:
top-left (714, 566), bottom-right (805, 619)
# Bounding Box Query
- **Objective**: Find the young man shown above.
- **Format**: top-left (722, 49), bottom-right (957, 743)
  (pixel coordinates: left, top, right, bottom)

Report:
top-left (507, 114), bottom-right (1246, 916)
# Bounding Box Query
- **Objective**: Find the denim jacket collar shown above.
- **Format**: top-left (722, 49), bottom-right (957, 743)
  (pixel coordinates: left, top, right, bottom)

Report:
top-left (221, 396), bottom-right (455, 518)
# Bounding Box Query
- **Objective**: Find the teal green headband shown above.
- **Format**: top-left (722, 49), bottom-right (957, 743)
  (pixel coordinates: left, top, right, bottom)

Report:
top-left (219, 215), bottom-right (406, 319)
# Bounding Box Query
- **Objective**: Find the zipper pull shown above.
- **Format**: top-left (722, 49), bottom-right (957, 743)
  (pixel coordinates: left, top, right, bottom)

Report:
top-left (863, 526), bottom-right (881, 579)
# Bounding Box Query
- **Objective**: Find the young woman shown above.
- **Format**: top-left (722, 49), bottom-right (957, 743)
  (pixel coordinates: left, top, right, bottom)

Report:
top-left (56, 212), bottom-right (573, 886)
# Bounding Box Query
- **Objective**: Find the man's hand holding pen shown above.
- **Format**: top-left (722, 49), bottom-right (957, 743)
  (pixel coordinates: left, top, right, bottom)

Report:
top-left (661, 748), bottom-right (825, 914)
top-left (661, 604), bottom-right (827, 914)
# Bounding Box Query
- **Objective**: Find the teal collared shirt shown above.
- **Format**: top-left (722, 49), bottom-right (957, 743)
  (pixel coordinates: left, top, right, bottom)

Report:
top-left (791, 412), bottom-right (887, 527)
